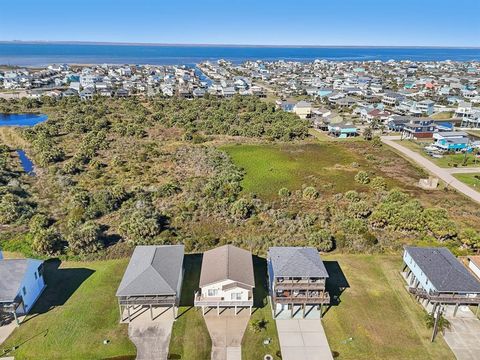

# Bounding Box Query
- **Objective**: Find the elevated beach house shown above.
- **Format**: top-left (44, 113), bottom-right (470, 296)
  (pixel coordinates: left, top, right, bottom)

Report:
top-left (116, 245), bottom-right (184, 322)
top-left (195, 244), bottom-right (255, 315)
top-left (402, 246), bottom-right (480, 316)
top-left (267, 247), bottom-right (330, 318)
top-left (0, 251), bottom-right (46, 325)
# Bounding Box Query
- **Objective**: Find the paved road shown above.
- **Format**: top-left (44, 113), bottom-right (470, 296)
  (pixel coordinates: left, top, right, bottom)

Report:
top-left (381, 136), bottom-right (480, 204)
top-left (276, 319), bottom-right (333, 360)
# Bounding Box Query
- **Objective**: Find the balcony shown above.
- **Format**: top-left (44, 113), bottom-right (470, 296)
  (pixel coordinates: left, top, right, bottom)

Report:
top-left (194, 292), bottom-right (253, 307)
top-left (273, 291), bottom-right (330, 305)
top-left (118, 295), bottom-right (177, 306)
top-left (408, 287), bottom-right (480, 305)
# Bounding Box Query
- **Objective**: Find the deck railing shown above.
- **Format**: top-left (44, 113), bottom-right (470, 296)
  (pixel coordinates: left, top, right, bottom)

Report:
top-left (273, 292), bottom-right (330, 304)
top-left (118, 295), bottom-right (176, 306)
top-left (194, 292), bottom-right (253, 307)
top-left (408, 287), bottom-right (480, 304)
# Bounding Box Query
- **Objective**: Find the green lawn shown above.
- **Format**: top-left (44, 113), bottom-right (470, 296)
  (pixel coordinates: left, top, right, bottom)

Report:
top-left (321, 254), bottom-right (454, 360)
top-left (1, 259), bottom-right (136, 360)
top-left (242, 256), bottom-right (281, 360)
top-left (395, 139), bottom-right (480, 168)
top-left (168, 254), bottom-right (211, 360)
top-left (222, 142), bottom-right (366, 199)
top-left (453, 173), bottom-right (480, 190)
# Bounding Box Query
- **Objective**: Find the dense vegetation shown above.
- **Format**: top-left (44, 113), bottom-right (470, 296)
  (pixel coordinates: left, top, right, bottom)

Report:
top-left (0, 95), bottom-right (479, 259)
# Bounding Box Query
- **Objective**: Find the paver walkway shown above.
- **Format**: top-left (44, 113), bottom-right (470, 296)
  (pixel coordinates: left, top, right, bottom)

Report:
top-left (203, 308), bottom-right (250, 360)
top-left (126, 306), bottom-right (175, 360)
top-left (276, 319), bottom-right (333, 360)
top-left (381, 136), bottom-right (480, 204)
top-left (443, 306), bottom-right (480, 360)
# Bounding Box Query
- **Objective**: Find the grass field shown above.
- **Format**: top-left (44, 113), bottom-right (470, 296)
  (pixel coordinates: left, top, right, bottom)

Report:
top-left (0, 259), bottom-right (136, 360)
top-left (395, 139), bottom-right (480, 168)
top-left (242, 256), bottom-right (281, 360)
top-left (168, 254), bottom-right (211, 360)
top-left (321, 254), bottom-right (454, 360)
top-left (222, 142), bottom-right (368, 199)
top-left (453, 173), bottom-right (480, 190)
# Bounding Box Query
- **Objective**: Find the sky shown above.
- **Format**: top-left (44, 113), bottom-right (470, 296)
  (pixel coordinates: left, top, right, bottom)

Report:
top-left (1, 0), bottom-right (479, 47)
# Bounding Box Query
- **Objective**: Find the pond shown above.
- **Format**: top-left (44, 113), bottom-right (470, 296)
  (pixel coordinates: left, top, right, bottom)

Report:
top-left (0, 113), bottom-right (48, 127)
top-left (17, 150), bottom-right (35, 175)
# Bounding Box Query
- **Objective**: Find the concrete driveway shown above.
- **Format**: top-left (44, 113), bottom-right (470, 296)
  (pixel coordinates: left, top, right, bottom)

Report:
top-left (127, 306), bottom-right (175, 360)
top-left (276, 319), bottom-right (333, 360)
top-left (0, 314), bottom-right (25, 345)
top-left (443, 306), bottom-right (480, 360)
top-left (203, 308), bottom-right (250, 360)
top-left (381, 136), bottom-right (480, 204)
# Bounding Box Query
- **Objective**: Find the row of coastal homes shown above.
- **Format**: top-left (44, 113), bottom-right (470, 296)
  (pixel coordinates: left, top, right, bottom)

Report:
top-left (115, 245), bottom-right (331, 322)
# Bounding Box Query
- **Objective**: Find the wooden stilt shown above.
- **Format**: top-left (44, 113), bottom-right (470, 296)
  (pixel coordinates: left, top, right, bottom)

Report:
top-left (453, 303), bottom-right (459, 317)
top-left (150, 305), bottom-right (153, 320)
top-left (235, 305), bottom-right (237, 316)
top-left (217, 305), bottom-right (220, 316)
top-left (13, 311), bottom-right (19, 326)
top-left (172, 305), bottom-right (176, 319)
top-left (320, 303), bottom-right (323, 319)
top-left (476, 304), bottom-right (480, 317)
top-left (302, 304), bottom-right (305, 318)
top-left (250, 306), bottom-right (252, 315)
top-left (290, 304), bottom-right (294, 318)
top-left (127, 306), bottom-right (131, 322)
top-left (202, 306), bottom-right (205, 316)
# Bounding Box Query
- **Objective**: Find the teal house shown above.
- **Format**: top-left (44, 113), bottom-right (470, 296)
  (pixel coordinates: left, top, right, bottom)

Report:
top-left (327, 123), bottom-right (358, 138)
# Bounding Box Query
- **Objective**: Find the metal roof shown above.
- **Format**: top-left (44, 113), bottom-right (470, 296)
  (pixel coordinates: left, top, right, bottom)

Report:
top-left (199, 245), bottom-right (255, 288)
top-left (405, 246), bottom-right (480, 293)
top-left (116, 245), bottom-right (184, 297)
top-left (268, 247), bottom-right (329, 278)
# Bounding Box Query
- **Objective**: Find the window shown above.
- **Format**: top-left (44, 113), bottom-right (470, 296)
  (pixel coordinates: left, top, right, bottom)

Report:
top-left (231, 293), bottom-right (242, 301)
top-left (22, 287), bottom-right (27, 296)
top-left (207, 289), bottom-right (218, 297)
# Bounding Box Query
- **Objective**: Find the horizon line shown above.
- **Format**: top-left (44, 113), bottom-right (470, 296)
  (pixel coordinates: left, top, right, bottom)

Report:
top-left (1, 40), bottom-right (480, 49)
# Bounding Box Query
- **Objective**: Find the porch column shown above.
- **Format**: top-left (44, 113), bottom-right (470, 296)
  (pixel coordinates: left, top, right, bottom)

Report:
top-left (453, 303), bottom-right (459, 317)
top-left (12, 311), bottom-right (19, 326)
top-left (217, 305), bottom-right (220, 316)
top-left (290, 304), bottom-right (294, 318)
top-left (202, 306), bottom-right (205, 316)
top-left (320, 303), bottom-right (323, 319)
top-left (150, 305), bottom-right (153, 320)
top-left (127, 305), bottom-right (131, 322)
top-left (118, 300), bottom-right (123, 322)
top-left (249, 306), bottom-right (252, 316)
top-left (302, 304), bottom-right (305, 318)
top-left (476, 304), bottom-right (479, 317)
top-left (172, 305), bottom-right (176, 320)
top-left (235, 305), bottom-right (237, 316)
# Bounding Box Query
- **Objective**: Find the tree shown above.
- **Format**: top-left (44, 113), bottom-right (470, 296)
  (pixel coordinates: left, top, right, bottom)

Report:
top-left (66, 221), bottom-right (103, 255)
top-left (32, 228), bottom-right (63, 255)
top-left (363, 127), bottom-right (373, 141)
top-left (119, 208), bottom-right (163, 245)
top-left (424, 208), bottom-right (457, 241)
top-left (307, 230), bottom-right (334, 252)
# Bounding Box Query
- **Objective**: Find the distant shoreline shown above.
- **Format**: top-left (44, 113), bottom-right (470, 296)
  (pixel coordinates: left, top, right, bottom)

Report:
top-left (1, 40), bottom-right (480, 49)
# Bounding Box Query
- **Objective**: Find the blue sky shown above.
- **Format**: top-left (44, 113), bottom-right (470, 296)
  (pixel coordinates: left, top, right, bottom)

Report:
top-left (1, 0), bottom-right (479, 46)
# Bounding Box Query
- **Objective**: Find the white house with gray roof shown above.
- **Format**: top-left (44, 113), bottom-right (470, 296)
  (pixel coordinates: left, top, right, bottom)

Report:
top-left (402, 246), bottom-right (480, 316)
top-left (116, 245), bottom-right (184, 322)
top-left (268, 247), bottom-right (330, 318)
top-left (0, 250), bottom-right (45, 325)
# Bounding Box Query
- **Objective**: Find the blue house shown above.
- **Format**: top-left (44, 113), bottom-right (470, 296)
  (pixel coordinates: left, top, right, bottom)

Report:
top-left (433, 132), bottom-right (469, 151)
top-left (328, 123), bottom-right (358, 138)
top-left (0, 251), bottom-right (46, 325)
top-left (402, 246), bottom-right (480, 315)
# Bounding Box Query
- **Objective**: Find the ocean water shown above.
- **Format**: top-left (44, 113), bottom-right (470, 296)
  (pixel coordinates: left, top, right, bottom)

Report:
top-left (0, 113), bottom-right (48, 126)
top-left (0, 43), bottom-right (479, 66)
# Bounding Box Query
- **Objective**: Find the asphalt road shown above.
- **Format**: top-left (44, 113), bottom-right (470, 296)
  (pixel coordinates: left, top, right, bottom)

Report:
top-left (381, 136), bottom-right (480, 204)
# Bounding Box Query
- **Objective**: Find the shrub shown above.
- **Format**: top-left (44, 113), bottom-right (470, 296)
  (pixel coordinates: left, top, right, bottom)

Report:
top-left (354, 171), bottom-right (370, 185)
top-left (66, 221), bottom-right (103, 255)
top-left (348, 200), bottom-right (372, 219)
top-left (302, 186), bottom-right (319, 200)
top-left (307, 230), bottom-right (334, 252)
top-left (278, 187), bottom-right (291, 198)
top-left (32, 228), bottom-right (63, 255)
top-left (230, 198), bottom-right (255, 220)
top-left (370, 176), bottom-right (387, 191)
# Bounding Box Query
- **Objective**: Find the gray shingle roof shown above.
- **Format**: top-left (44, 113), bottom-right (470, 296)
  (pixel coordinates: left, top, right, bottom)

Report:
top-left (0, 259), bottom-right (43, 302)
top-left (199, 245), bottom-right (255, 288)
top-left (268, 247), bottom-right (329, 278)
top-left (405, 246), bottom-right (480, 293)
top-left (116, 245), bottom-right (184, 297)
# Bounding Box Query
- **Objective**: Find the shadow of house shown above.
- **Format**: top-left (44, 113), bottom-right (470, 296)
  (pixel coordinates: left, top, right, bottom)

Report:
top-left (252, 255), bottom-right (269, 309)
top-left (23, 259), bottom-right (94, 321)
top-left (178, 253), bottom-right (203, 307)
top-left (323, 260), bottom-right (350, 315)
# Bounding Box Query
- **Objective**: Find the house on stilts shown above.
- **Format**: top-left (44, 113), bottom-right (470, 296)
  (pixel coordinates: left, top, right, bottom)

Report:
top-left (194, 244), bottom-right (255, 316)
top-left (267, 247), bottom-right (330, 319)
top-left (116, 245), bottom-right (184, 322)
top-left (402, 246), bottom-right (480, 317)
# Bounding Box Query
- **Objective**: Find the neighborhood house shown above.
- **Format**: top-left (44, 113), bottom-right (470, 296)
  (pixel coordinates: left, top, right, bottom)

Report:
top-left (0, 251), bottom-right (45, 325)
top-left (195, 244), bottom-right (255, 315)
top-left (116, 245), bottom-right (184, 322)
top-left (268, 247), bottom-right (330, 318)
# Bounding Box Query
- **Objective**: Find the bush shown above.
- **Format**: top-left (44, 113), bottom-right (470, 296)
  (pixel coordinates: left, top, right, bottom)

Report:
top-left (302, 186), bottom-right (319, 200)
top-left (66, 221), bottom-right (103, 255)
top-left (32, 228), bottom-right (63, 255)
top-left (230, 198), bottom-right (255, 220)
top-left (354, 171), bottom-right (370, 185)
top-left (348, 200), bottom-right (372, 218)
top-left (307, 230), bottom-right (334, 252)
top-left (370, 176), bottom-right (387, 191)
top-left (278, 187), bottom-right (291, 198)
